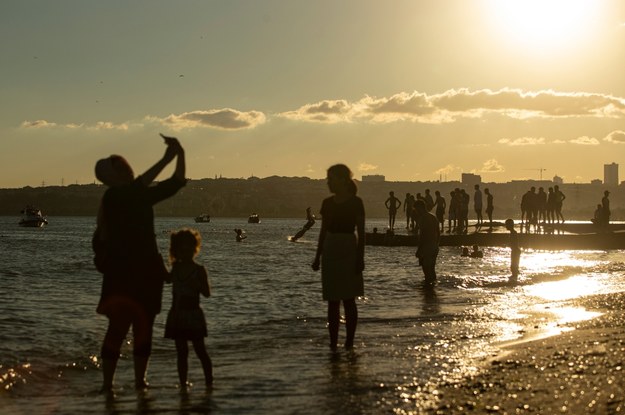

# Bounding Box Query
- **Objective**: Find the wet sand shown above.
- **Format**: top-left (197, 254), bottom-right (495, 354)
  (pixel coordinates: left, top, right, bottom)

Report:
top-left (430, 291), bottom-right (625, 414)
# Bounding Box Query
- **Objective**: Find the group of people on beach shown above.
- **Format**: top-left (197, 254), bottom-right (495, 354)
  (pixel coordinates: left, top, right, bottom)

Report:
top-left (93, 135), bottom-right (213, 393)
top-left (387, 185), bottom-right (495, 235)
top-left (92, 137), bottom-right (372, 392)
top-left (520, 185), bottom-right (566, 228)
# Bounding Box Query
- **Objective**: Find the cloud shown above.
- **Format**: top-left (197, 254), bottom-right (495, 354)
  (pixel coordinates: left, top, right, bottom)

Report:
top-left (604, 130), bottom-right (625, 144)
top-left (498, 137), bottom-right (545, 146)
top-left (569, 136), bottom-right (599, 145)
top-left (358, 163), bottom-right (378, 172)
top-left (279, 100), bottom-right (354, 123)
top-left (21, 120), bottom-right (58, 129)
top-left (480, 159), bottom-right (505, 173)
top-left (158, 109), bottom-right (266, 130)
top-left (434, 164), bottom-right (460, 176)
top-left (280, 88), bottom-right (625, 124)
top-left (20, 119), bottom-right (128, 130)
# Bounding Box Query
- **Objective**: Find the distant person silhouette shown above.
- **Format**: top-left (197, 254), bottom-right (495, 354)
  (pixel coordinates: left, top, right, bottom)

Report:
top-left (473, 184), bottom-right (483, 227)
top-left (312, 164), bottom-right (364, 351)
top-left (93, 134), bottom-right (186, 393)
top-left (484, 188), bottom-right (494, 230)
top-left (234, 228), bottom-right (247, 242)
top-left (601, 190), bottom-right (611, 226)
top-left (459, 189), bottom-right (469, 234)
top-left (403, 193), bottom-right (412, 229)
top-left (448, 190), bottom-right (457, 233)
top-left (424, 189), bottom-right (434, 212)
top-left (433, 190), bottom-right (446, 232)
top-left (414, 199), bottom-right (440, 283)
top-left (546, 187), bottom-right (556, 224)
top-left (470, 244), bottom-right (483, 258)
top-left (405, 193), bottom-right (415, 230)
top-left (505, 219), bottom-right (520, 283)
top-left (537, 187), bottom-right (547, 225)
top-left (164, 229), bottom-right (213, 388)
top-left (385, 191), bottom-right (402, 231)
top-left (290, 207), bottom-right (316, 241)
top-left (592, 204), bottom-right (605, 227)
top-left (554, 185), bottom-right (566, 223)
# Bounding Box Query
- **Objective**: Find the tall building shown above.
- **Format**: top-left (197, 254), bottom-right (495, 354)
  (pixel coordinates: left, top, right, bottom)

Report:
top-left (461, 173), bottom-right (481, 186)
top-left (604, 163), bottom-right (619, 186)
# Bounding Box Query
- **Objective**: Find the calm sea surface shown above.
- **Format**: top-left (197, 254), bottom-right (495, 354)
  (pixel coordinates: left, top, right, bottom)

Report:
top-left (1, 216), bottom-right (625, 414)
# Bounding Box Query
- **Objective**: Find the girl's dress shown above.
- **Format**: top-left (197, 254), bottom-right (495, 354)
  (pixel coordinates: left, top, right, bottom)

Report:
top-left (164, 263), bottom-right (208, 340)
top-left (319, 195), bottom-right (365, 301)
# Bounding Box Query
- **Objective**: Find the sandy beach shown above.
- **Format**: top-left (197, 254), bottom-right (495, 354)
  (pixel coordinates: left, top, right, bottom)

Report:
top-left (430, 291), bottom-right (625, 414)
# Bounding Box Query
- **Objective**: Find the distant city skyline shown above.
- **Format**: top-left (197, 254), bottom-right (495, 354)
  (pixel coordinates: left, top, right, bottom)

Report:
top-left (2, 1), bottom-right (625, 188)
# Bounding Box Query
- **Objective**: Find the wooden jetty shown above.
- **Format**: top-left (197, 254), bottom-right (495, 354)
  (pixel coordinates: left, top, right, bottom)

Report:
top-left (366, 227), bottom-right (625, 250)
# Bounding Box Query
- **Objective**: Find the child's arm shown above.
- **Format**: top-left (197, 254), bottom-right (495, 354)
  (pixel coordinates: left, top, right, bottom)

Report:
top-left (197, 265), bottom-right (211, 297)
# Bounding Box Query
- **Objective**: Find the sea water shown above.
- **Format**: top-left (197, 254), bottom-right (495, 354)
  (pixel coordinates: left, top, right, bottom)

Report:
top-left (1, 216), bottom-right (625, 414)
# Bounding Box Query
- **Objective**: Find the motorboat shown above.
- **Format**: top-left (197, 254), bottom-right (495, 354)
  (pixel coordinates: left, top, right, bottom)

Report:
top-left (248, 213), bottom-right (260, 224)
top-left (19, 206), bottom-right (48, 227)
top-left (194, 214), bottom-right (211, 223)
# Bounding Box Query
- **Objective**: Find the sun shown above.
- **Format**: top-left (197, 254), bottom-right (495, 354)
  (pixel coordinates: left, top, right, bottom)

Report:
top-left (485, 0), bottom-right (600, 53)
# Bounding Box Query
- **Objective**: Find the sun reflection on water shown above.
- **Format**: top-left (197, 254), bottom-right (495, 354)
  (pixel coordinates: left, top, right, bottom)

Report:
top-left (524, 274), bottom-right (602, 301)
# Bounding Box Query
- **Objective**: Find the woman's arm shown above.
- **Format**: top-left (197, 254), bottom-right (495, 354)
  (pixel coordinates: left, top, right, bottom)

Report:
top-left (137, 134), bottom-right (180, 186)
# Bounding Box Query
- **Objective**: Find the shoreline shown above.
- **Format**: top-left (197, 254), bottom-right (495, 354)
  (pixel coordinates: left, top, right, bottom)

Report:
top-left (429, 291), bottom-right (625, 414)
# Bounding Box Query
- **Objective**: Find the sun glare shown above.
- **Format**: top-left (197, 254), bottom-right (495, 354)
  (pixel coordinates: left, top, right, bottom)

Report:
top-left (485, 0), bottom-right (600, 53)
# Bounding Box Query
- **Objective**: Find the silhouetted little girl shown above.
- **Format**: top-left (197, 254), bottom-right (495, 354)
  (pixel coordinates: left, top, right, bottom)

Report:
top-left (164, 228), bottom-right (213, 387)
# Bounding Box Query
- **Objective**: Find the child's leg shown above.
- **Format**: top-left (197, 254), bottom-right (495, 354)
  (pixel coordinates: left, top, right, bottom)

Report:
top-left (327, 301), bottom-right (341, 351)
top-left (343, 299), bottom-right (358, 349)
top-left (175, 339), bottom-right (189, 386)
top-left (191, 339), bottom-right (214, 385)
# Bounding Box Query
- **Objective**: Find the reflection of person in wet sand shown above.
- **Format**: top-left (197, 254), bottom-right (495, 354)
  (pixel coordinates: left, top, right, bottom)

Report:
top-left (312, 164), bottom-right (365, 352)
top-left (291, 207), bottom-right (316, 242)
top-left (385, 191), bottom-right (402, 231)
top-left (505, 219), bottom-right (520, 283)
top-left (414, 200), bottom-right (440, 283)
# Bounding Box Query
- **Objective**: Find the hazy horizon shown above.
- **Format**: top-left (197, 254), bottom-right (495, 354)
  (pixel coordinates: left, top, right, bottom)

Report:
top-left (2, 1), bottom-right (625, 188)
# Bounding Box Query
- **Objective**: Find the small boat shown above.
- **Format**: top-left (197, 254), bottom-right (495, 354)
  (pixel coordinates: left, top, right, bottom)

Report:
top-left (19, 206), bottom-right (48, 227)
top-left (248, 213), bottom-right (260, 224)
top-left (194, 214), bottom-right (211, 223)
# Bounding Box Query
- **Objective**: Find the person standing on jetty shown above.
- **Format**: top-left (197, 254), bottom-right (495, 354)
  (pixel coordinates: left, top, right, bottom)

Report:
top-left (484, 188), bottom-right (494, 230)
top-left (93, 134), bottom-right (186, 392)
top-left (312, 164), bottom-right (365, 351)
top-left (385, 191), bottom-right (401, 231)
top-left (433, 190), bottom-right (446, 233)
top-left (601, 190), bottom-right (611, 227)
top-left (414, 199), bottom-right (440, 283)
top-left (164, 228), bottom-right (213, 388)
top-left (554, 185), bottom-right (566, 223)
top-left (473, 184), bottom-right (483, 227)
top-left (505, 219), bottom-right (520, 283)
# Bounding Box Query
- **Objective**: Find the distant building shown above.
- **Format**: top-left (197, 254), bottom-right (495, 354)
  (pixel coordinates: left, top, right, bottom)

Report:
top-left (590, 179), bottom-right (602, 185)
top-left (362, 175), bottom-right (385, 182)
top-left (553, 175), bottom-right (563, 185)
top-left (604, 163), bottom-right (619, 186)
top-left (461, 173), bottom-right (481, 187)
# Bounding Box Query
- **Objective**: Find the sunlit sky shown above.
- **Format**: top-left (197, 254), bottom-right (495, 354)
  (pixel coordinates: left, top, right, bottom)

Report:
top-left (2, 1), bottom-right (625, 188)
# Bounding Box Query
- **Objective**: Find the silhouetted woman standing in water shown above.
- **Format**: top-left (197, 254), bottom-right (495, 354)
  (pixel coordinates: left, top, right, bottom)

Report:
top-left (312, 164), bottom-right (365, 351)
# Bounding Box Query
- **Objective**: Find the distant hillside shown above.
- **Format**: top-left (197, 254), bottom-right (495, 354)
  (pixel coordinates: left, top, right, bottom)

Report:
top-left (1, 177), bottom-right (622, 221)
